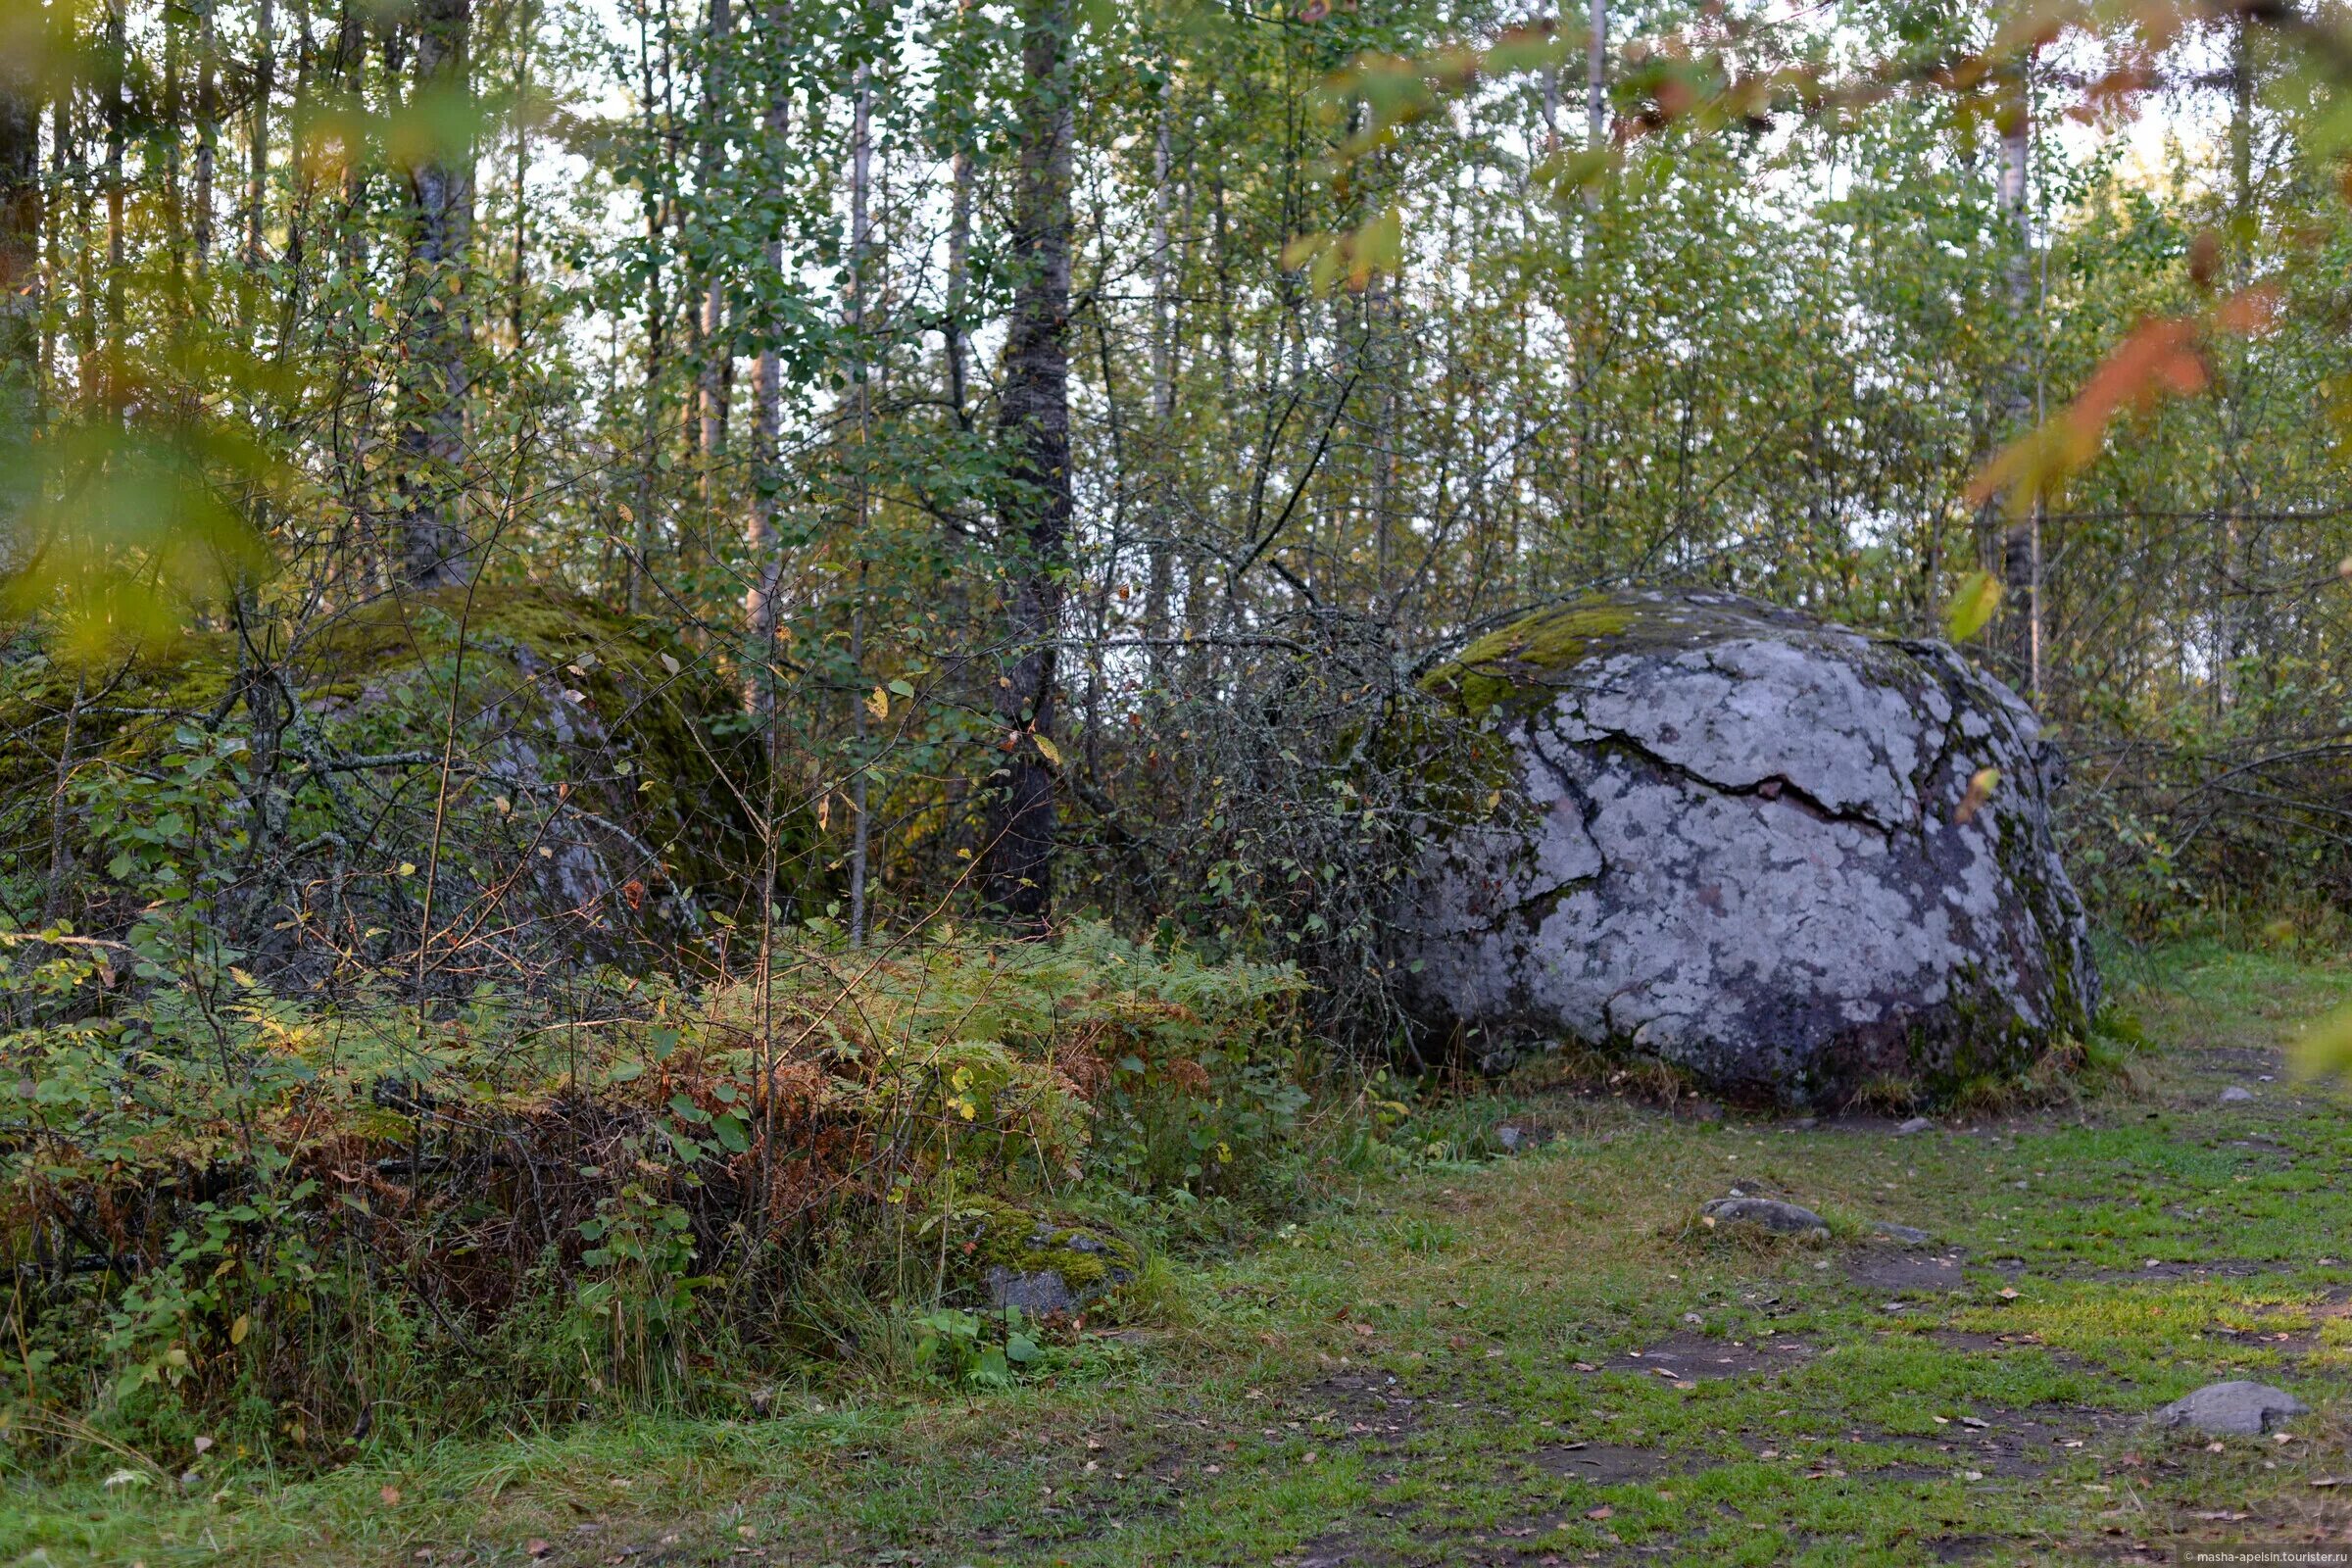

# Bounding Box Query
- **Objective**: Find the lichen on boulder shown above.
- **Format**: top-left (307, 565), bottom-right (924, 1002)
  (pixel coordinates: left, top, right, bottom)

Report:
top-left (1408, 590), bottom-right (2098, 1108)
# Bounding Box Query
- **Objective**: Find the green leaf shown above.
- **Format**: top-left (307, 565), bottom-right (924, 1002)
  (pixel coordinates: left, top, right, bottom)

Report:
top-left (1944, 572), bottom-right (2002, 642)
top-left (711, 1111), bottom-right (750, 1153)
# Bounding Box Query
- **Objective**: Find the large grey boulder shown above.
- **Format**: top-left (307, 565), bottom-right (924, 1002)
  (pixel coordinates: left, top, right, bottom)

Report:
top-left (1699, 1196), bottom-right (1830, 1239)
top-left (1408, 591), bottom-right (2097, 1107)
top-left (2153, 1381), bottom-right (2308, 1437)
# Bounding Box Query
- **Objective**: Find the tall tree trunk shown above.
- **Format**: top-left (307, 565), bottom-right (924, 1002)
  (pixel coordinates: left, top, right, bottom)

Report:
top-left (943, 5), bottom-right (975, 426)
top-left (629, 0), bottom-right (665, 612)
top-left (101, 0), bottom-right (124, 354)
top-left (1585, 0), bottom-right (1605, 198)
top-left (845, 46), bottom-right (874, 945)
top-left (38, 3), bottom-right (70, 418)
top-left (981, 0), bottom-right (1073, 928)
top-left (744, 0), bottom-right (790, 713)
top-left (509, 0), bottom-right (533, 352)
top-left (163, 0), bottom-right (186, 289)
top-left (1995, 43), bottom-right (2038, 700)
top-left (696, 0), bottom-right (730, 565)
top-left (194, 0), bottom-right (219, 271)
top-left (1143, 77), bottom-right (1175, 670)
top-left (395, 0), bottom-right (475, 587)
top-left (2216, 10), bottom-right (2254, 715)
top-left (0, 4), bottom-right (38, 441)
top-left (246, 0), bottom-right (276, 270)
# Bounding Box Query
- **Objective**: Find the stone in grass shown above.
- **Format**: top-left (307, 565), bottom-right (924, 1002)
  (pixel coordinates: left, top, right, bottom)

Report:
top-left (1895, 1116), bottom-right (1935, 1135)
top-left (1495, 1118), bottom-right (1556, 1153)
top-left (2221, 1085), bottom-right (2256, 1103)
top-left (2153, 1381), bottom-right (2309, 1438)
top-left (1868, 1222), bottom-right (1935, 1248)
top-left (951, 1200), bottom-right (1138, 1318)
top-left (1699, 1196), bottom-right (1830, 1240)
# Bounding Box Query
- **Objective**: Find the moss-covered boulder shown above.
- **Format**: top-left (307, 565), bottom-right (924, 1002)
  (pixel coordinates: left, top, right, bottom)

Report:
top-left (1411, 590), bottom-right (2098, 1107)
top-left (0, 586), bottom-right (761, 975)
top-left (948, 1199), bottom-right (1137, 1317)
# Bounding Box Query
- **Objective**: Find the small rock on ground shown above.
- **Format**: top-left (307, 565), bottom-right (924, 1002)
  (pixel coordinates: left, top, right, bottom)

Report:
top-left (2153, 1381), bottom-right (2308, 1437)
top-left (1699, 1196), bottom-right (1830, 1239)
top-left (2221, 1085), bottom-right (2256, 1102)
top-left (1868, 1222), bottom-right (1935, 1247)
top-left (1895, 1116), bottom-right (1935, 1135)
top-left (1496, 1120), bottom-right (1556, 1153)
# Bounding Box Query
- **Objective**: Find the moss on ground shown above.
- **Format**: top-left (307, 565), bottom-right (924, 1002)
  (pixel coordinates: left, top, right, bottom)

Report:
top-left (13, 940), bottom-right (2352, 1566)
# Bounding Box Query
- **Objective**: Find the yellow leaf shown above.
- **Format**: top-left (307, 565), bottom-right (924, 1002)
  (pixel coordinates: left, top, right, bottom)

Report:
top-left (1944, 572), bottom-right (2002, 641)
top-left (865, 686), bottom-right (890, 722)
top-left (229, 1314), bottom-right (249, 1346)
top-left (1954, 766), bottom-right (2001, 826)
top-left (1033, 733), bottom-right (1063, 768)
top-left (1280, 230), bottom-right (1331, 270)
top-left (2291, 1002), bottom-right (2352, 1087)
top-left (398, 861), bottom-right (417, 878)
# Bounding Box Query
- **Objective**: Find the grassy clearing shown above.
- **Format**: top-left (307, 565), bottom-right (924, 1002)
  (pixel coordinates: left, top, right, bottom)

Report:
top-left (12, 938), bottom-right (2352, 1566)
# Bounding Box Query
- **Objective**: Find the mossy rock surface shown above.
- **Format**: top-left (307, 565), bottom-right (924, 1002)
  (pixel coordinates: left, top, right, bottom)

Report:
top-left (1407, 589), bottom-right (2099, 1108)
top-left (0, 586), bottom-right (763, 972)
top-left (948, 1198), bottom-right (1138, 1316)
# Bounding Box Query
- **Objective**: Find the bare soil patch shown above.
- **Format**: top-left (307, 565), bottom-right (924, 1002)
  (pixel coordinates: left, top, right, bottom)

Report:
top-left (1594, 1331), bottom-right (1812, 1382)
top-left (1922, 1328), bottom-right (2047, 1353)
top-left (1532, 1442), bottom-right (1683, 1484)
top-left (2085, 1258), bottom-right (2289, 1284)
top-left (1874, 1403), bottom-right (2124, 1480)
top-left (1844, 1250), bottom-right (1974, 1294)
top-left (1299, 1370), bottom-right (1425, 1447)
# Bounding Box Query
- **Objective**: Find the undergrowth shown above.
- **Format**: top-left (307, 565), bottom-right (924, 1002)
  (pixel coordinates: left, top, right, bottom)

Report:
top-left (0, 917), bottom-right (1426, 1480)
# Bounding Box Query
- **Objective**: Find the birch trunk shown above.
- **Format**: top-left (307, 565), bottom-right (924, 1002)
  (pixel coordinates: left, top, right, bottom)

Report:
top-left (246, 0), bottom-right (275, 270)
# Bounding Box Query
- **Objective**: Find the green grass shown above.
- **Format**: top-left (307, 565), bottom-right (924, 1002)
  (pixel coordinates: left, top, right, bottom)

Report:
top-left (12, 939), bottom-right (2352, 1565)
